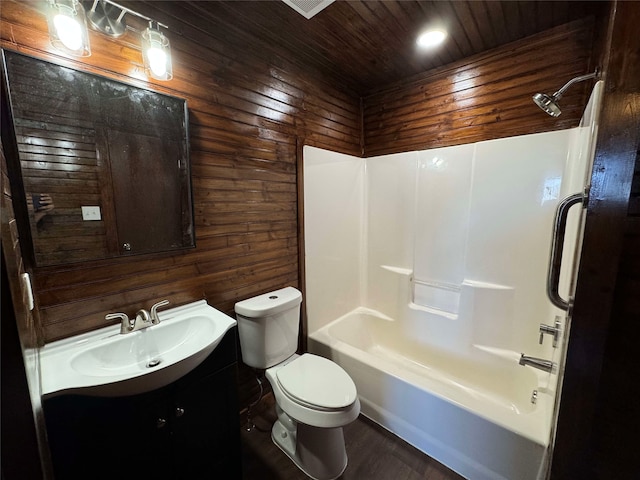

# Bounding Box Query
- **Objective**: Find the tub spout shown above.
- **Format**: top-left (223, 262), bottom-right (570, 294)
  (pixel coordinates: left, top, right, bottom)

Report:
top-left (519, 354), bottom-right (557, 374)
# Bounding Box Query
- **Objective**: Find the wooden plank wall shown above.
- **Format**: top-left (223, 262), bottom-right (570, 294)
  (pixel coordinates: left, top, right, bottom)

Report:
top-left (0, 1), bottom-right (361, 348)
top-left (362, 19), bottom-right (595, 156)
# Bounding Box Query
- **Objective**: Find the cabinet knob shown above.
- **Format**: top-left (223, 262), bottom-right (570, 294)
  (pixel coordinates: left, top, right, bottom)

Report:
top-left (156, 418), bottom-right (167, 429)
top-left (175, 407), bottom-right (185, 417)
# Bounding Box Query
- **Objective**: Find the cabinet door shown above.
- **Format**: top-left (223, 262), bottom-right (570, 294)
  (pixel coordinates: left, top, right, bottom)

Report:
top-left (170, 365), bottom-right (242, 479)
top-left (44, 392), bottom-right (171, 480)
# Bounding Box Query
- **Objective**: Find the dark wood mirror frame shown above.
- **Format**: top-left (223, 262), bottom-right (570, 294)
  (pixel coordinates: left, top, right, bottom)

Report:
top-left (2, 50), bottom-right (194, 267)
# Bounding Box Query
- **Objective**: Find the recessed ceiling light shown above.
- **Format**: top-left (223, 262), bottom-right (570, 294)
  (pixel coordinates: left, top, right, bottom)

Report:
top-left (417, 29), bottom-right (447, 48)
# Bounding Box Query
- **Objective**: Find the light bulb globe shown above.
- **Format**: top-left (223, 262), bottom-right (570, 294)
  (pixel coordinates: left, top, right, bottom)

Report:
top-left (54, 13), bottom-right (83, 51)
top-left (142, 26), bottom-right (172, 80)
top-left (147, 47), bottom-right (167, 77)
top-left (417, 29), bottom-right (447, 48)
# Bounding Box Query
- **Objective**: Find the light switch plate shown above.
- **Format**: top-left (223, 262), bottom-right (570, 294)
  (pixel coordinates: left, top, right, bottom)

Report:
top-left (82, 206), bottom-right (101, 221)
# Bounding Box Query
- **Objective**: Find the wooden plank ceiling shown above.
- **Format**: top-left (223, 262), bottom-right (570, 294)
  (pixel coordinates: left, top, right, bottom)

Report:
top-left (180, 0), bottom-right (606, 95)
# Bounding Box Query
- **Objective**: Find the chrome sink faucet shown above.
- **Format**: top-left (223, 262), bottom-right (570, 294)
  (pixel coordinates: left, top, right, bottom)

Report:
top-left (106, 300), bottom-right (170, 334)
top-left (136, 308), bottom-right (151, 325)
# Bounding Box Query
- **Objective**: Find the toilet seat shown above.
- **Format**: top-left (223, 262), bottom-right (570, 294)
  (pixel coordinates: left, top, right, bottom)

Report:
top-left (276, 354), bottom-right (357, 411)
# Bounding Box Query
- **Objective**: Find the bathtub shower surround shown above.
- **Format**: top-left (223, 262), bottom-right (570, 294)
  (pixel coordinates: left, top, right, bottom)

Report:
top-left (304, 83), bottom-right (602, 480)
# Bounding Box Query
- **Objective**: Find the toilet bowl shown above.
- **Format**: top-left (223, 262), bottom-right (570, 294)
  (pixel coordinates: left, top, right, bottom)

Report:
top-left (267, 353), bottom-right (360, 479)
top-left (234, 287), bottom-right (360, 480)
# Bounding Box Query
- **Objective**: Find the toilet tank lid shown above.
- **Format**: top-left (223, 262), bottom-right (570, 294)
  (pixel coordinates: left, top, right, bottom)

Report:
top-left (234, 286), bottom-right (302, 318)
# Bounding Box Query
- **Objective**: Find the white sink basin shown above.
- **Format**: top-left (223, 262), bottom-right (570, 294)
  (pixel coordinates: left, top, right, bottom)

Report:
top-left (40, 300), bottom-right (236, 398)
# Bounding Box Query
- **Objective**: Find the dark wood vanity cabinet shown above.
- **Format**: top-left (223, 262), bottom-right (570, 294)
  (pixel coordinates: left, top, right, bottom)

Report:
top-left (43, 328), bottom-right (242, 480)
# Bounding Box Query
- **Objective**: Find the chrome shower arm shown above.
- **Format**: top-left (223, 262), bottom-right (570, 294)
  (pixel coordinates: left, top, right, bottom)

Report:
top-left (553, 70), bottom-right (598, 100)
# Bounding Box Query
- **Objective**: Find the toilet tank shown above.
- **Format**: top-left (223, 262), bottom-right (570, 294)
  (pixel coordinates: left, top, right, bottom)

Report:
top-left (234, 286), bottom-right (302, 369)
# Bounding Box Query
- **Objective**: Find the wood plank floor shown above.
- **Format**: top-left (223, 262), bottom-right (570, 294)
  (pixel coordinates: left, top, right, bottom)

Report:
top-left (240, 395), bottom-right (465, 480)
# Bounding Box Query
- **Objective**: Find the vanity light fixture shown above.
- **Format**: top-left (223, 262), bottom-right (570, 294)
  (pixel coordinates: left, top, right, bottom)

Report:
top-left (417, 29), bottom-right (447, 49)
top-left (46, 0), bottom-right (173, 81)
top-left (142, 21), bottom-right (173, 81)
top-left (46, 0), bottom-right (91, 57)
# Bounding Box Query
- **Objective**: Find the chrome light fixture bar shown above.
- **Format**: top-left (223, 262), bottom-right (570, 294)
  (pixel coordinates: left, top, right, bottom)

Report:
top-left (86, 0), bottom-right (169, 34)
top-left (46, 0), bottom-right (91, 57)
top-left (87, 0), bottom-right (127, 37)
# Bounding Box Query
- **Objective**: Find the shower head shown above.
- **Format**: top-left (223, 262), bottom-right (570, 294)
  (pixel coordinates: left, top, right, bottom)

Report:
top-left (533, 92), bottom-right (562, 117)
top-left (532, 70), bottom-right (599, 117)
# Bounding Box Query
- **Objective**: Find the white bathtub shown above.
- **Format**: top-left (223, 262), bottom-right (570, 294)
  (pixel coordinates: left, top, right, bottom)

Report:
top-left (309, 307), bottom-right (555, 480)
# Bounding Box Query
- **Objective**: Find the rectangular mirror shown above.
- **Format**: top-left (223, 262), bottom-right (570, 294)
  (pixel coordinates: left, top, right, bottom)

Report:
top-left (2, 51), bottom-right (194, 266)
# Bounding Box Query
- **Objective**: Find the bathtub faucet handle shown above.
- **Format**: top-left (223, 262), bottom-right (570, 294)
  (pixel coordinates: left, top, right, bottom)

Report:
top-left (539, 316), bottom-right (562, 348)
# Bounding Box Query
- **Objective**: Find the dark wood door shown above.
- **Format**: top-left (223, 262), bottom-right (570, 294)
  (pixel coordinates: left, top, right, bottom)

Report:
top-left (107, 130), bottom-right (184, 255)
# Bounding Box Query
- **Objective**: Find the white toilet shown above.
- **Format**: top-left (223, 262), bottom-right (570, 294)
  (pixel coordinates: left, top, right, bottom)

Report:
top-left (234, 286), bottom-right (360, 480)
